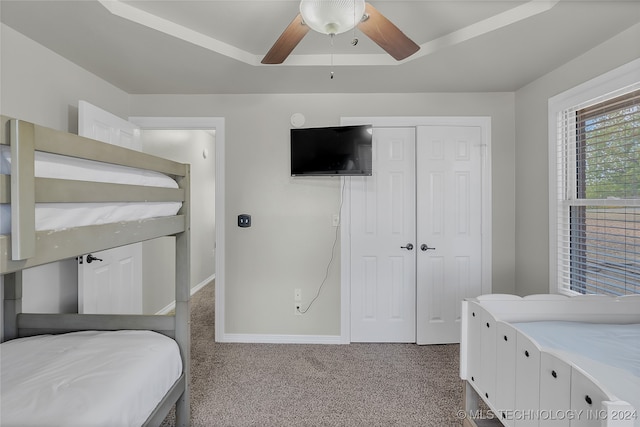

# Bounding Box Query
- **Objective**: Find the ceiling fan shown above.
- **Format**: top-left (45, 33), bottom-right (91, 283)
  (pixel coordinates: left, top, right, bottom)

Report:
top-left (262, 0), bottom-right (420, 64)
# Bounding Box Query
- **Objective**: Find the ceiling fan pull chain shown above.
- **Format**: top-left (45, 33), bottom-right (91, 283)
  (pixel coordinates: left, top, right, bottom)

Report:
top-left (330, 33), bottom-right (335, 79)
top-left (352, 0), bottom-right (359, 46)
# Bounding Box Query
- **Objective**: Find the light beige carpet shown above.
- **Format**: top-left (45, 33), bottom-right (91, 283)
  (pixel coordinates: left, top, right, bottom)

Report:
top-left (162, 282), bottom-right (465, 426)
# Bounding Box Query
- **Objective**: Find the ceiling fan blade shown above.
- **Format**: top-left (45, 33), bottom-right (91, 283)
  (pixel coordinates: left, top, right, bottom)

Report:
top-left (261, 13), bottom-right (310, 64)
top-left (357, 2), bottom-right (420, 61)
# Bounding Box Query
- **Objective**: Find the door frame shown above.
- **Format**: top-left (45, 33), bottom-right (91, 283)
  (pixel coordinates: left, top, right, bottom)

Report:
top-left (339, 116), bottom-right (492, 344)
top-left (129, 116), bottom-right (225, 340)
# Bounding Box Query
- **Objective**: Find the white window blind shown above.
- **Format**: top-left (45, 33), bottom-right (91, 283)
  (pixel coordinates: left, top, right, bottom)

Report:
top-left (555, 87), bottom-right (640, 295)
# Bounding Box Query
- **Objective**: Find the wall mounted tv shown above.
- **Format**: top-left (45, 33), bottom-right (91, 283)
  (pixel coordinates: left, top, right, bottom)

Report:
top-left (291, 124), bottom-right (373, 176)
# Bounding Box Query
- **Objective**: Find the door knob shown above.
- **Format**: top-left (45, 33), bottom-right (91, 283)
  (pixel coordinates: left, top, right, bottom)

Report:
top-left (400, 243), bottom-right (414, 251)
top-left (86, 254), bottom-right (103, 263)
top-left (421, 244), bottom-right (436, 251)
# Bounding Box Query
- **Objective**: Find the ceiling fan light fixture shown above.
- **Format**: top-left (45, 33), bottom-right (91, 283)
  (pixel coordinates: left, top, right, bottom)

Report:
top-left (262, 0), bottom-right (420, 64)
top-left (299, 0), bottom-right (366, 35)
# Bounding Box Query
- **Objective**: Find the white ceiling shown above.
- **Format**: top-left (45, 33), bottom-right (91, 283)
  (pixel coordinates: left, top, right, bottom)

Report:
top-left (1, 0), bottom-right (639, 94)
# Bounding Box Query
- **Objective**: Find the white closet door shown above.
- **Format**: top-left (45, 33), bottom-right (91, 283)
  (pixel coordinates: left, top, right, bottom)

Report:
top-left (77, 101), bottom-right (143, 315)
top-left (350, 127), bottom-right (417, 342)
top-left (348, 122), bottom-right (486, 344)
top-left (416, 125), bottom-right (483, 344)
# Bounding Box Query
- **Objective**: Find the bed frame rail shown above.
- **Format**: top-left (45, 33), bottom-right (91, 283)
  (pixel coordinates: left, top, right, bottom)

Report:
top-left (1, 216), bottom-right (185, 274)
top-left (0, 116), bottom-right (185, 175)
top-left (472, 293), bottom-right (640, 324)
top-left (8, 119), bottom-right (35, 260)
top-left (1, 115), bottom-right (188, 265)
top-left (16, 313), bottom-right (177, 338)
top-left (143, 374), bottom-right (187, 427)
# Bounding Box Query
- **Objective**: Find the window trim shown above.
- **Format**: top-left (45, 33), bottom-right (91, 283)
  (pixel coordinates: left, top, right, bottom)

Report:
top-left (548, 58), bottom-right (640, 295)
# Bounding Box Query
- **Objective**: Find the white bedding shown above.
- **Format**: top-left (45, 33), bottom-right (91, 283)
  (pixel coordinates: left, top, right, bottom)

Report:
top-left (0, 330), bottom-right (182, 427)
top-left (0, 147), bottom-right (181, 234)
top-left (514, 321), bottom-right (640, 426)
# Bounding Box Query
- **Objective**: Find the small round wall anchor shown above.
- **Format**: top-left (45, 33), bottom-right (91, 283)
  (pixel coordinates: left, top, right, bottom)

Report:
top-left (290, 113), bottom-right (306, 128)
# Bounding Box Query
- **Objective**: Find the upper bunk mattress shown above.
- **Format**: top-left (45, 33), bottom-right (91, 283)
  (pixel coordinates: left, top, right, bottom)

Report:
top-left (0, 147), bottom-right (182, 234)
top-left (513, 321), bottom-right (640, 426)
top-left (0, 330), bottom-right (182, 427)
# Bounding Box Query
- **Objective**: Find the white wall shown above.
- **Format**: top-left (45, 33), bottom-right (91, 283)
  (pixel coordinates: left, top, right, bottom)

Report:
top-left (130, 92), bottom-right (517, 337)
top-left (0, 23), bottom-right (130, 315)
top-left (141, 129), bottom-right (216, 314)
top-left (514, 23), bottom-right (640, 296)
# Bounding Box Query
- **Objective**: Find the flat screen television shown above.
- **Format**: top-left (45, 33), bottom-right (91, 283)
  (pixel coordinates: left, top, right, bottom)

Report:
top-left (291, 124), bottom-right (373, 176)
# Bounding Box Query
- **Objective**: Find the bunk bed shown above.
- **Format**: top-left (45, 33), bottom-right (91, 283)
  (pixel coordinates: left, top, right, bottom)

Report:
top-left (460, 294), bottom-right (640, 427)
top-left (0, 116), bottom-right (191, 427)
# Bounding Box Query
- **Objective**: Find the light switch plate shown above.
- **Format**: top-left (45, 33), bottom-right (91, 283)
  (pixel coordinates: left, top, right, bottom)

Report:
top-left (238, 214), bottom-right (251, 228)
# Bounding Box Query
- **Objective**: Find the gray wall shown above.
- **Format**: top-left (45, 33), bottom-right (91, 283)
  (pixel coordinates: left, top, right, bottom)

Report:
top-left (513, 23), bottom-right (640, 297)
top-left (0, 24), bottom-right (130, 315)
top-left (0, 25), bottom-right (129, 132)
top-left (130, 93), bottom-right (517, 336)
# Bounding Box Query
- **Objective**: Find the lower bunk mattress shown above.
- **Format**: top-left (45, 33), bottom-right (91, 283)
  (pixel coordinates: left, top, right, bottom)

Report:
top-left (513, 321), bottom-right (640, 426)
top-left (0, 330), bottom-right (182, 427)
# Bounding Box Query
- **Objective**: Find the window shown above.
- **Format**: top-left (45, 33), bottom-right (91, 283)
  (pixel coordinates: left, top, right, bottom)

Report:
top-left (553, 84), bottom-right (640, 296)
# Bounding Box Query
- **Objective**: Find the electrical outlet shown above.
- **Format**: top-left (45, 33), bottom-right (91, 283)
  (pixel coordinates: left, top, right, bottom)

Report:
top-left (294, 288), bottom-right (302, 301)
top-left (294, 303), bottom-right (302, 315)
top-left (332, 213), bottom-right (340, 227)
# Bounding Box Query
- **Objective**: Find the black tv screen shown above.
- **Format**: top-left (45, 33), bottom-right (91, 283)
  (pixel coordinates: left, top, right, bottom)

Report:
top-left (291, 125), bottom-right (373, 176)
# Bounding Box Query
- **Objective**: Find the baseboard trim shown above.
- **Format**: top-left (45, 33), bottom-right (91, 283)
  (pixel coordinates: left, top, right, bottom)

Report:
top-left (190, 275), bottom-right (214, 295)
top-left (219, 333), bottom-right (344, 344)
top-left (156, 274), bottom-right (215, 315)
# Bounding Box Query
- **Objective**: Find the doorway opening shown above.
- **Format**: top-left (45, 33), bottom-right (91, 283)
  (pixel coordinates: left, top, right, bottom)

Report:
top-left (130, 117), bottom-right (225, 329)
